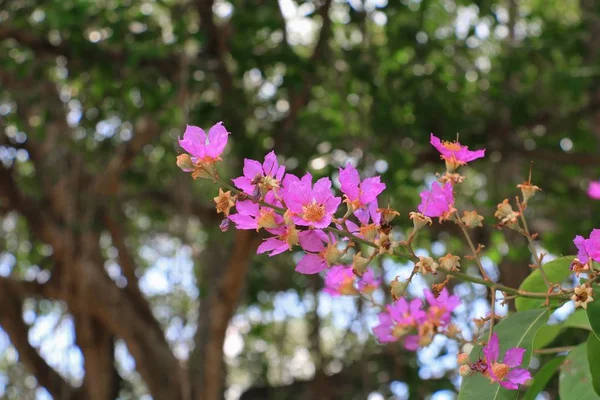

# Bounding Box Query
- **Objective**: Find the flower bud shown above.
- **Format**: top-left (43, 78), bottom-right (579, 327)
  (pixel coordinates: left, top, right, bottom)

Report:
top-left (461, 210), bottom-right (484, 228)
top-left (219, 218), bottom-right (230, 232)
top-left (176, 154), bottom-right (195, 172)
top-left (457, 353), bottom-right (470, 366)
top-left (352, 252), bottom-right (371, 276)
top-left (214, 188), bottom-right (236, 216)
top-left (390, 277), bottom-right (409, 301)
top-left (459, 365), bottom-right (474, 377)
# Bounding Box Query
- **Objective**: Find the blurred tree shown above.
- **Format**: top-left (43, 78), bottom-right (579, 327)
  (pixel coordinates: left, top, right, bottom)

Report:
top-left (1, 0), bottom-right (600, 399)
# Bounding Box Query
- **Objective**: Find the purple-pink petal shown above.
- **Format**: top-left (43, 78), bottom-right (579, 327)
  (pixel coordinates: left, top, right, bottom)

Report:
top-left (243, 158), bottom-right (263, 180)
top-left (404, 335), bottom-right (420, 351)
top-left (484, 333), bottom-right (500, 364)
top-left (503, 348), bottom-right (525, 368)
top-left (504, 368), bottom-right (531, 385)
top-left (296, 253), bottom-right (327, 274)
top-left (359, 177), bottom-right (386, 205)
top-left (339, 164), bottom-right (361, 201)
top-left (257, 238), bottom-right (286, 256)
top-left (205, 122), bottom-right (229, 158)
top-left (298, 230), bottom-right (325, 252)
top-left (228, 214), bottom-right (257, 230)
top-left (588, 181), bottom-right (600, 199)
top-left (179, 125), bottom-right (207, 158)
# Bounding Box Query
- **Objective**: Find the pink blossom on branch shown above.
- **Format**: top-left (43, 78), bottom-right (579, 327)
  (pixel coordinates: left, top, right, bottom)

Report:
top-left (281, 173), bottom-right (341, 229)
top-left (295, 230), bottom-right (341, 274)
top-left (232, 151), bottom-right (286, 196)
top-left (424, 288), bottom-right (461, 325)
top-left (228, 195), bottom-right (283, 231)
top-left (324, 266), bottom-right (358, 296)
top-left (372, 298), bottom-right (425, 344)
top-left (178, 122), bottom-right (229, 166)
top-left (481, 333), bottom-right (531, 390)
top-left (256, 224), bottom-right (299, 257)
top-left (418, 182), bottom-right (455, 218)
top-left (339, 164), bottom-right (386, 210)
top-left (574, 229), bottom-right (600, 264)
top-left (588, 180), bottom-right (600, 199)
top-left (430, 133), bottom-right (485, 170)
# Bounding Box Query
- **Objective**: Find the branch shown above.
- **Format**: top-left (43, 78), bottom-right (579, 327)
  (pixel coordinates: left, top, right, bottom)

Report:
top-left (276, 0), bottom-right (333, 138)
top-left (94, 116), bottom-right (160, 194)
top-left (0, 281), bottom-right (79, 400)
top-left (195, 0), bottom-right (233, 94)
top-left (0, 26), bottom-right (179, 77)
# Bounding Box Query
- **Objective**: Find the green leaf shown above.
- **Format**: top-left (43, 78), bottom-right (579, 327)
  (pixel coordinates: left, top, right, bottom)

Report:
top-left (559, 344), bottom-right (600, 400)
top-left (523, 356), bottom-right (565, 400)
top-left (586, 290), bottom-right (600, 340)
top-left (534, 309), bottom-right (591, 349)
top-left (515, 256), bottom-right (574, 312)
top-left (458, 309), bottom-right (550, 400)
top-left (587, 333), bottom-right (600, 396)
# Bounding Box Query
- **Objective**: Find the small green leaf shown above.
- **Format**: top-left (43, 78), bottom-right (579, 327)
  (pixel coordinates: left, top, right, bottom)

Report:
top-left (523, 356), bottom-right (565, 400)
top-left (586, 290), bottom-right (600, 340)
top-left (559, 344), bottom-right (600, 399)
top-left (534, 309), bottom-right (591, 349)
top-left (515, 256), bottom-right (574, 312)
top-left (587, 333), bottom-right (600, 396)
top-left (458, 309), bottom-right (549, 400)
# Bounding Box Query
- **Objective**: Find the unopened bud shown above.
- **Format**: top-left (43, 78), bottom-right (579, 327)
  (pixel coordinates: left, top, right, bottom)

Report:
top-left (459, 365), bottom-right (473, 377)
top-left (390, 277), bottom-right (409, 300)
top-left (457, 353), bottom-right (470, 366)
top-left (219, 218), bottom-right (230, 232)
top-left (352, 252), bottom-right (371, 276)
top-left (461, 210), bottom-right (484, 228)
top-left (176, 154), bottom-right (195, 172)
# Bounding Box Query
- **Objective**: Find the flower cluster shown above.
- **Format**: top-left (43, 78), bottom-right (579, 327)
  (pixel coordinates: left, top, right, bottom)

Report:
top-left (176, 123), bottom-right (578, 392)
top-left (461, 333), bottom-right (531, 390)
top-left (373, 288), bottom-right (460, 350)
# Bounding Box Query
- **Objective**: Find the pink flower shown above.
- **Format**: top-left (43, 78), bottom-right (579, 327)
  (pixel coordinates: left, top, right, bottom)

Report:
top-left (430, 133), bottom-right (485, 170)
top-left (344, 201), bottom-right (381, 241)
top-left (481, 333), bottom-right (531, 390)
top-left (418, 182), bottom-right (454, 218)
top-left (424, 288), bottom-right (460, 326)
top-left (372, 298), bottom-right (425, 343)
top-left (324, 266), bottom-right (357, 296)
top-left (229, 194), bottom-right (283, 231)
top-left (295, 230), bottom-right (341, 274)
top-left (339, 164), bottom-right (386, 210)
top-left (588, 181), bottom-right (600, 200)
top-left (179, 122), bottom-right (229, 164)
top-left (574, 229), bottom-right (600, 264)
top-left (257, 224), bottom-right (299, 257)
top-left (232, 151), bottom-right (286, 196)
top-left (357, 269), bottom-right (380, 293)
top-left (281, 173), bottom-right (341, 229)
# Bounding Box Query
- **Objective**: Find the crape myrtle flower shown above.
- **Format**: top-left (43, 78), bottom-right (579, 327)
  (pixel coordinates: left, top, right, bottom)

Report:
top-left (588, 180), bottom-right (600, 200)
top-left (229, 192), bottom-right (283, 231)
top-left (357, 269), bottom-right (381, 294)
top-left (424, 288), bottom-right (460, 326)
top-left (480, 333), bottom-right (531, 390)
top-left (280, 173), bottom-right (341, 229)
top-left (339, 163), bottom-right (386, 211)
top-left (232, 151), bottom-right (286, 197)
top-left (296, 230), bottom-right (342, 274)
top-left (178, 122), bottom-right (229, 179)
top-left (418, 182), bottom-right (455, 219)
top-left (324, 266), bottom-right (358, 296)
top-left (373, 297), bottom-right (425, 344)
top-left (256, 224), bottom-right (299, 257)
top-left (430, 133), bottom-right (485, 171)
top-left (574, 229), bottom-right (600, 264)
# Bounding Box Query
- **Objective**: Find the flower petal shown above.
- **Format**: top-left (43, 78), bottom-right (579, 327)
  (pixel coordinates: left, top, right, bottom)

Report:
top-left (504, 368), bottom-right (532, 385)
top-left (503, 347), bottom-right (525, 368)
top-left (295, 254), bottom-right (327, 274)
top-left (179, 125), bottom-right (207, 158)
top-left (298, 230), bottom-right (325, 252)
top-left (205, 121), bottom-right (229, 158)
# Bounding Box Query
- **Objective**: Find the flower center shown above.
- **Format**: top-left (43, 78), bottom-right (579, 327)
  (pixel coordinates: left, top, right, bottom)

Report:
top-left (442, 141), bottom-right (462, 152)
top-left (302, 201), bottom-right (325, 222)
top-left (491, 363), bottom-right (510, 380)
